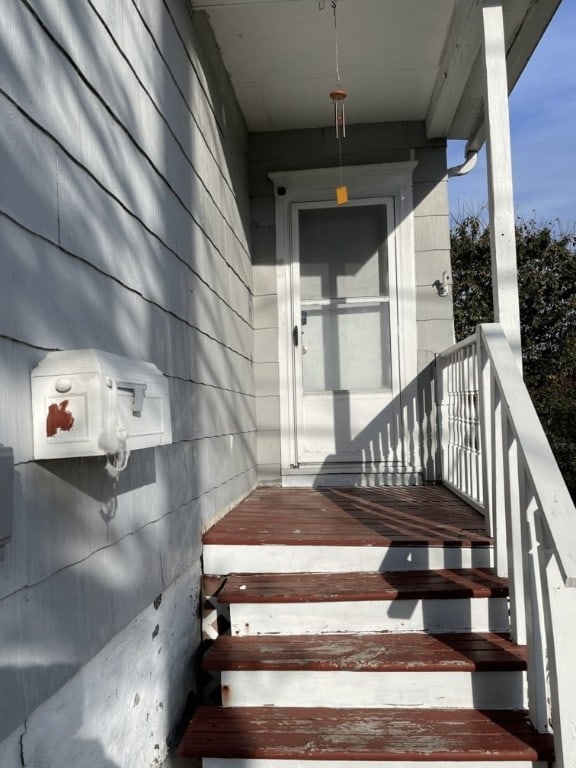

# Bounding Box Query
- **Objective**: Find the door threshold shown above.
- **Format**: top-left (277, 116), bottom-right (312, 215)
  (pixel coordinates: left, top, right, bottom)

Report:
top-left (281, 464), bottom-right (423, 488)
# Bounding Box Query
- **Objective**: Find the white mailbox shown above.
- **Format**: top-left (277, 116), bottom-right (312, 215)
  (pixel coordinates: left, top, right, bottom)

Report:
top-left (31, 349), bottom-right (172, 460)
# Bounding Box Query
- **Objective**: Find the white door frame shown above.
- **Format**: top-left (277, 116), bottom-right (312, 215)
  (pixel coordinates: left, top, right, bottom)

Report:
top-left (268, 162), bottom-right (419, 475)
top-left (292, 196), bottom-right (401, 466)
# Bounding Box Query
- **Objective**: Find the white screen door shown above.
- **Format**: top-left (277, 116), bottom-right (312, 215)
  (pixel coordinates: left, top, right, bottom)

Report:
top-left (291, 198), bottom-right (403, 467)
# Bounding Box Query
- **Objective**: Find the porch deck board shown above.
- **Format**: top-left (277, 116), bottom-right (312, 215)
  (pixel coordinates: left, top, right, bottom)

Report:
top-left (203, 487), bottom-right (491, 547)
top-left (219, 568), bottom-right (508, 604)
top-left (204, 632), bottom-right (527, 672)
top-left (178, 706), bottom-right (554, 762)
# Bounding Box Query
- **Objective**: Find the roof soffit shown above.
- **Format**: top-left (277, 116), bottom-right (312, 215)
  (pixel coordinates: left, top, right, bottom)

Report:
top-left (189, 0), bottom-right (562, 142)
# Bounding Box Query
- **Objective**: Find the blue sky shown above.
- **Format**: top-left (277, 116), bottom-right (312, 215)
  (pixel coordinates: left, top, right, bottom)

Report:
top-left (447, 1), bottom-right (576, 229)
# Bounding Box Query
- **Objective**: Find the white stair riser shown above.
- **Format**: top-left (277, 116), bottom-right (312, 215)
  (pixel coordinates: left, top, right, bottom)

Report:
top-left (220, 669), bottom-right (526, 709)
top-left (204, 759), bottom-right (549, 768)
top-left (203, 545), bottom-right (493, 575)
top-left (229, 597), bottom-right (510, 635)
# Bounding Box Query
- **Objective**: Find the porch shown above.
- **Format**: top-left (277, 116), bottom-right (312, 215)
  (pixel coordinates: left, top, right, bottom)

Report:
top-left (177, 322), bottom-right (576, 767)
top-left (178, 485), bottom-right (551, 765)
top-left (1, 1), bottom-right (572, 767)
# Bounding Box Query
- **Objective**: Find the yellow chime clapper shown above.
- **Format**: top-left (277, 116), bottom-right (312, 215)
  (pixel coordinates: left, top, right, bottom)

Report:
top-left (336, 185), bottom-right (348, 205)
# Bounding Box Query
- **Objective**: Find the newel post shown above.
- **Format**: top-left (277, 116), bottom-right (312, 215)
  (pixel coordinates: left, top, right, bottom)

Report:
top-left (480, 0), bottom-right (522, 370)
top-left (535, 514), bottom-right (576, 768)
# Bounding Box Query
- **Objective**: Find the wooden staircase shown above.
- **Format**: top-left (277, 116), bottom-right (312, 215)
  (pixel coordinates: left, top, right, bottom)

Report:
top-left (178, 487), bottom-right (554, 767)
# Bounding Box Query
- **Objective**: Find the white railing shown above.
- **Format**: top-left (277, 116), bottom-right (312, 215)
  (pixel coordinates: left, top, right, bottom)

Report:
top-left (436, 335), bottom-right (483, 511)
top-left (438, 323), bottom-right (576, 768)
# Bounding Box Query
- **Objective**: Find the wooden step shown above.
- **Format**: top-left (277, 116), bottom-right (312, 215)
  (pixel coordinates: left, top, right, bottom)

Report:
top-left (219, 569), bottom-right (510, 635)
top-left (178, 706), bottom-right (554, 764)
top-left (203, 487), bottom-right (491, 546)
top-left (219, 568), bottom-right (508, 603)
top-left (206, 633), bottom-right (527, 709)
top-left (203, 487), bottom-right (493, 575)
top-left (204, 632), bottom-right (526, 672)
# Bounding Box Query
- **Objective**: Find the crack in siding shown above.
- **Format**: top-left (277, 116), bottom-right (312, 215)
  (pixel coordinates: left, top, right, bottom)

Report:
top-left (19, 719), bottom-right (27, 767)
top-left (0, 331), bottom-right (58, 353)
top-left (159, 550), bottom-right (166, 592)
top-left (165, 373), bottom-right (257, 398)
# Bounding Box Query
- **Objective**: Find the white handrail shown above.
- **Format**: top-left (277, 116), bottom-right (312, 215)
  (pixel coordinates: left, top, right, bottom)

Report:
top-left (438, 322), bottom-right (576, 767)
top-left (478, 324), bottom-right (576, 586)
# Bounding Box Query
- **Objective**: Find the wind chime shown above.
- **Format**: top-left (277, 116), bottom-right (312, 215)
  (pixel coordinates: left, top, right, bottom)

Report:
top-left (322, 0), bottom-right (348, 204)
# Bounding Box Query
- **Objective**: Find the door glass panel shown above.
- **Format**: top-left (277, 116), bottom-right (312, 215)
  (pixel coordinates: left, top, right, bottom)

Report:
top-left (302, 303), bottom-right (392, 392)
top-left (299, 204), bottom-right (392, 393)
top-left (299, 205), bottom-right (389, 300)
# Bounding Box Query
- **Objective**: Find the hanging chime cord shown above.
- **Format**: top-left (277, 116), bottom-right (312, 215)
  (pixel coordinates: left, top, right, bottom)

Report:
top-left (332, 0), bottom-right (341, 85)
top-left (332, 0), bottom-right (344, 187)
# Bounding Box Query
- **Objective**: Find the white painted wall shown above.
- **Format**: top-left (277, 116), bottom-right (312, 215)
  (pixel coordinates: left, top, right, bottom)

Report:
top-left (0, 0), bottom-right (256, 762)
top-left (0, 566), bottom-right (201, 768)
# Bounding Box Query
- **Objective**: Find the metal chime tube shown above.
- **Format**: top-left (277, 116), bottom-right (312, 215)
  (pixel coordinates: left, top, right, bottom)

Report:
top-left (330, 89), bottom-right (347, 139)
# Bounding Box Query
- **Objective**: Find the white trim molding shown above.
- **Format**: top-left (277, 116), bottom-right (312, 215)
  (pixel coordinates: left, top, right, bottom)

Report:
top-left (268, 162), bottom-right (419, 480)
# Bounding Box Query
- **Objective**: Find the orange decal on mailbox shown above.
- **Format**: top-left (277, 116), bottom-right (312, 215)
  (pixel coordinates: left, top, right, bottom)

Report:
top-left (47, 400), bottom-right (75, 437)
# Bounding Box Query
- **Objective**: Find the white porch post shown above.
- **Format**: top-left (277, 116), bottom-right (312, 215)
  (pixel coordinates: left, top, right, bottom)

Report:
top-left (480, 0), bottom-right (522, 368)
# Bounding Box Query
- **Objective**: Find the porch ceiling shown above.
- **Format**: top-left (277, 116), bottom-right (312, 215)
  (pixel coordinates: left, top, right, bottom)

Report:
top-left (190, 0), bottom-right (560, 143)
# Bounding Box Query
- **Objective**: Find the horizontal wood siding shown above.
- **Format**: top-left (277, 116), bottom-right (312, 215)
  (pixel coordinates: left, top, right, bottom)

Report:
top-left (0, 0), bottom-right (255, 745)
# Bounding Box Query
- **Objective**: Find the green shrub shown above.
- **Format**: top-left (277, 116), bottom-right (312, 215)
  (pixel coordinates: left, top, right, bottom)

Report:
top-left (451, 213), bottom-right (576, 500)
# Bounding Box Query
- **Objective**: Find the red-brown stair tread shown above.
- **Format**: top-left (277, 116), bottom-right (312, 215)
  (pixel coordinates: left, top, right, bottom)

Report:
top-left (218, 568), bottom-right (508, 604)
top-left (203, 486), bottom-right (492, 547)
top-left (178, 706), bottom-right (554, 761)
top-left (203, 631), bottom-right (526, 672)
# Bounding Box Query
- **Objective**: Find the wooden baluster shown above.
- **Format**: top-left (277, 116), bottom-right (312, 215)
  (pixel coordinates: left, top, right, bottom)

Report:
top-left (471, 342), bottom-right (480, 504)
top-left (447, 355), bottom-right (455, 488)
top-left (459, 351), bottom-right (463, 490)
top-left (520, 484), bottom-right (550, 733)
top-left (491, 381), bottom-right (508, 577)
top-left (478, 331), bottom-right (492, 531)
top-left (502, 413), bottom-right (526, 644)
top-left (466, 344), bottom-right (473, 500)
